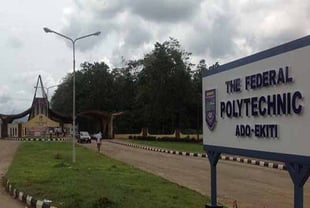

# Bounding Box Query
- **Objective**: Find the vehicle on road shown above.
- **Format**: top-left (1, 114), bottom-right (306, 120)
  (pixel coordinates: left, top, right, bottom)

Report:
top-left (78, 131), bottom-right (91, 143)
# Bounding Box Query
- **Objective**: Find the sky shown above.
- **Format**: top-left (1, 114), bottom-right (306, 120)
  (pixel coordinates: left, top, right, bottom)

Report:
top-left (0, 0), bottom-right (310, 114)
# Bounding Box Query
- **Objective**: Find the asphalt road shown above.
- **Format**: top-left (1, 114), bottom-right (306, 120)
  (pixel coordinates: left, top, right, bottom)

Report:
top-left (85, 140), bottom-right (310, 208)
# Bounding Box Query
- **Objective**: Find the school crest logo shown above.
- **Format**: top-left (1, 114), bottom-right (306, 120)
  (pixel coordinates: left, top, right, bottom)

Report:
top-left (205, 89), bottom-right (216, 130)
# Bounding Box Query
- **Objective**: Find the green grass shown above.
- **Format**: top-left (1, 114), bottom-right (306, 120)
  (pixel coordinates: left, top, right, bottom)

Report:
top-left (123, 139), bottom-right (205, 153)
top-left (6, 142), bottom-right (209, 208)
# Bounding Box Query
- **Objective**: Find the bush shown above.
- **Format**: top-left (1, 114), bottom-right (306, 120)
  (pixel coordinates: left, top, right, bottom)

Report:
top-left (130, 136), bottom-right (202, 143)
top-left (181, 129), bottom-right (202, 134)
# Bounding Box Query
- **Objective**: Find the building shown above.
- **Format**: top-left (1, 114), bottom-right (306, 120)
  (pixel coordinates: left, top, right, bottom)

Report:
top-left (0, 75), bottom-right (72, 138)
top-left (0, 75), bottom-right (122, 139)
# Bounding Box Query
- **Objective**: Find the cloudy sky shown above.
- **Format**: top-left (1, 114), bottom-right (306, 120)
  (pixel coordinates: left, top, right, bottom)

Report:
top-left (0, 0), bottom-right (309, 114)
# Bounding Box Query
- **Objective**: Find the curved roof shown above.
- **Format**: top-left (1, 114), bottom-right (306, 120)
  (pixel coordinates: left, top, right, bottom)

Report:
top-left (0, 107), bottom-right (31, 122)
top-left (49, 109), bottom-right (72, 123)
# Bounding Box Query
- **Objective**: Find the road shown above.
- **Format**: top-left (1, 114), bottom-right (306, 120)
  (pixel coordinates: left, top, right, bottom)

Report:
top-left (85, 140), bottom-right (310, 208)
top-left (0, 140), bottom-right (24, 208)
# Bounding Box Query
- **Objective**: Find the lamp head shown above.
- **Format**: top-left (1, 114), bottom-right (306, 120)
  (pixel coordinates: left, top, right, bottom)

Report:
top-left (93, 31), bottom-right (101, 36)
top-left (43, 27), bottom-right (53, 33)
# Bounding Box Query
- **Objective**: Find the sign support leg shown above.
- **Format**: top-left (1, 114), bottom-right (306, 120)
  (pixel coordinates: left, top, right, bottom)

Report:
top-left (206, 151), bottom-right (223, 208)
top-left (285, 162), bottom-right (310, 208)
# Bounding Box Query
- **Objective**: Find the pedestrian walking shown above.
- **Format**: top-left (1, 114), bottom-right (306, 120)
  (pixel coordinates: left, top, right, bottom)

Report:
top-left (96, 132), bottom-right (102, 152)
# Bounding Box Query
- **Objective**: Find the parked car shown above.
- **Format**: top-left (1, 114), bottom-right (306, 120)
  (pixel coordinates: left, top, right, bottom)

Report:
top-left (78, 131), bottom-right (91, 143)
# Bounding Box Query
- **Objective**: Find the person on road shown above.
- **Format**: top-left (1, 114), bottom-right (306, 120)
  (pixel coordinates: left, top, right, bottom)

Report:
top-left (96, 132), bottom-right (102, 152)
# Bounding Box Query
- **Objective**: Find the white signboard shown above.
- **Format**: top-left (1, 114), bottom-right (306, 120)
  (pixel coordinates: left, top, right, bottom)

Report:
top-left (203, 37), bottom-right (310, 157)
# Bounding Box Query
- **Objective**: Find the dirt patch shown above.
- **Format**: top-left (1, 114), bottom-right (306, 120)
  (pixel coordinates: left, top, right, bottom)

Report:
top-left (0, 140), bottom-right (24, 208)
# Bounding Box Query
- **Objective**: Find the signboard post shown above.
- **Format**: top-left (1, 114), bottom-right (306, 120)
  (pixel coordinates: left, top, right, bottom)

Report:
top-left (203, 35), bottom-right (310, 208)
top-left (205, 151), bottom-right (222, 208)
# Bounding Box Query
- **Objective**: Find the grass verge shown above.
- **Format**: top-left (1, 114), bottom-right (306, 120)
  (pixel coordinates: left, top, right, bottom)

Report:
top-left (122, 139), bottom-right (205, 153)
top-left (6, 142), bottom-right (209, 208)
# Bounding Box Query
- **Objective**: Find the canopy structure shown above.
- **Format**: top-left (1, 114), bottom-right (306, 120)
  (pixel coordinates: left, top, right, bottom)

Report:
top-left (0, 75), bottom-right (123, 138)
top-left (0, 75), bottom-right (71, 138)
top-left (78, 110), bottom-right (123, 138)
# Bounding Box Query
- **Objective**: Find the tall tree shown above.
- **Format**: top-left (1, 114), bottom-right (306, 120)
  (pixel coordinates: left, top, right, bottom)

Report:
top-left (50, 74), bottom-right (73, 116)
top-left (112, 59), bottom-right (143, 133)
top-left (137, 38), bottom-right (193, 133)
top-left (76, 61), bottom-right (112, 112)
top-left (51, 38), bottom-right (204, 134)
top-left (191, 59), bottom-right (206, 134)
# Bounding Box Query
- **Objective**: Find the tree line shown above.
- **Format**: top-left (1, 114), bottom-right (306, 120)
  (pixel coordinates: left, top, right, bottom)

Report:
top-left (51, 38), bottom-right (208, 134)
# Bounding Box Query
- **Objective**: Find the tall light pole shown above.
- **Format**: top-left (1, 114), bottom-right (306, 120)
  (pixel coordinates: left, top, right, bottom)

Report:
top-left (43, 27), bottom-right (100, 163)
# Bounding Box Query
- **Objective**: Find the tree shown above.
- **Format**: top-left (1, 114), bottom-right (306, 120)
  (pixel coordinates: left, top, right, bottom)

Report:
top-left (50, 74), bottom-right (73, 116)
top-left (136, 38), bottom-right (193, 133)
top-left (51, 38), bottom-right (203, 135)
top-left (192, 59), bottom-right (206, 135)
top-left (76, 61), bottom-right (113, 112)
top-left (112, 59), bottom-right (143, 133)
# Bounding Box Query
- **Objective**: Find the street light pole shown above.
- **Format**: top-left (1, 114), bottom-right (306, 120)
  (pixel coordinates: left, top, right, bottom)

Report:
top-left (43, 27), bottom-right (100, 163)
top-left (72, 41), bottom-right (76, 162)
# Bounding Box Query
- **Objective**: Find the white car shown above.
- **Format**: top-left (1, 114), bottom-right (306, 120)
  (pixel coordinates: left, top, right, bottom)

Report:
top-left (78, 131), bottom-right (91, 143)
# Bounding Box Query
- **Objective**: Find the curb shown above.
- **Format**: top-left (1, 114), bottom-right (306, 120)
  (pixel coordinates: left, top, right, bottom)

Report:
top-left (15, 138), bottom-right (66, 142)
top-left (109, 140), bottom-right (286, 171)
top-left (4, 178), bottom-right (57, 208)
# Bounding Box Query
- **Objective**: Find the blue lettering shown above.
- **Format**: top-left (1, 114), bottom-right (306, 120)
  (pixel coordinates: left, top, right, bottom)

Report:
top-left (269, 70), bottom-right (276, 86)
top-left (250, 75), bottom-right (256, 89)
top-left (287, 92), bottom-right (291, 114)
top-left (251, 97), bottom-right (258, 116)
top-left (262, 71), bottom-right (269, 87)
top-left (278, 68), bottom-right (285, 84)
top-left (277, 93), bottom-right (287, 115)
top-left (258, 96), bottom-right (266, 116)
top-left (226, 101), bottom-right (232, 117)
top-left (232, 100), bottom-right (238, 117)
top-left (236, 124), bottom-right (252, 137)
top-left (292, 91), bottom-right (303, 114)
top-left (237, 99), bottom-right (243, 117)
top-left (254, 124), bottom-right (261, 137)
top-left (256, 73), bottom-right (262, 89)
top-left (245, 76), bottom-right (250, 90)
top-left (244, 98), bottom-right (251, 116)
top-left (267, 94), bottom-right (277, 115)
top-left (285, 66), bottom-right (293, 83)
top-left (235, 125), bottom-right (240, 136)
top-left (254, 124), bottom-right (278, 138)
top-left (220, 102), bottom-right (225, 118)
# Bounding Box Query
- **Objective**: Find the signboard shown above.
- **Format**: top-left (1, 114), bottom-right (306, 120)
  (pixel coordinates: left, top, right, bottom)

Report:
top-left (203, 36), bottom-right (310, 161)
